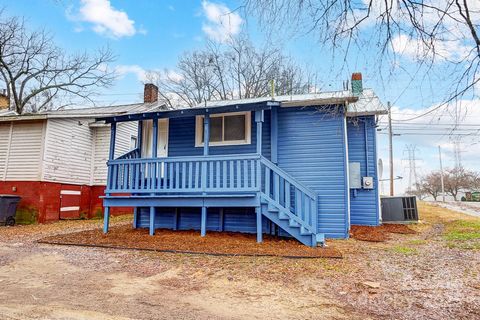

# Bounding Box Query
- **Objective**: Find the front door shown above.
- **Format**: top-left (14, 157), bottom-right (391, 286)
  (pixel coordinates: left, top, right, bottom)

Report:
top-left (142, 119), bottom-right (169, 157)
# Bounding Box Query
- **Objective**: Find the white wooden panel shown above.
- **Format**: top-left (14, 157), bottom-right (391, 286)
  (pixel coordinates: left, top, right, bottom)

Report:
top-left (5, 121), bottom-right (44, 181)
top-left (92, 121), bottom-right (137, 185)
top-left (0, 122), bottom-right (12, 180)
top-left (42, 119), bottom-right (94, 185)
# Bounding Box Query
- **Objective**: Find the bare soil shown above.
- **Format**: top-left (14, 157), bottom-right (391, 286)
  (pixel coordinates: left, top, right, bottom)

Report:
top-left (39, 225), bottom-right (342, 258)
top-left (0, 202), bottom-right (479, 319)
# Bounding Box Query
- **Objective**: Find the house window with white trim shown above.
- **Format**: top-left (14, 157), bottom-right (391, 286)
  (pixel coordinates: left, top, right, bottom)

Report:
top-left (195, 111), bottom-right (251, 147)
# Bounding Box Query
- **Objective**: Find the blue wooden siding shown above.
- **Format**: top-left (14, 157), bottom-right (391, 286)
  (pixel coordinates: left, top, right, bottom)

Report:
top-left (276, 107), bottom-right (348, 238)
top-left (137, 207), bottom-right (274, 233)
top-left (347, 116), bottom-right (380, 226)
top-left (168, 112), bottom-right (271, 159)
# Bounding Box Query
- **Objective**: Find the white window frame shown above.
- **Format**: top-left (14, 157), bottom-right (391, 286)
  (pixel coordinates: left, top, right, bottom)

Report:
top-left (195, 111), bottom-right (251, 147)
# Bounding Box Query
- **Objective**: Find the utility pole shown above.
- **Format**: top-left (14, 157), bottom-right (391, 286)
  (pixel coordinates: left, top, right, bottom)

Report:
top-left (388, 101), bottom-right (394, 196)
top-left (438, 145), bottom-right (446, 202)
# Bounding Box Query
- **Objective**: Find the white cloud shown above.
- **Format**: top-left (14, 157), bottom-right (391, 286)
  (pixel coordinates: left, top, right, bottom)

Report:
top-left (201, 1), bottom-right (243, 43)
top-left (391, 34), bottom-right (470, 62)
top-left (74, 0), bottom-right (138, 38)
top-left (115, 65), bottom-right (147, 82)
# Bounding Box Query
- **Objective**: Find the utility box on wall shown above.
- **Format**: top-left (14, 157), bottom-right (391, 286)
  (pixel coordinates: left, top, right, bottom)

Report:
top-left (363, 176), bottom-right (374, 189)
top-left (349, 162), bottom-right (361, 189)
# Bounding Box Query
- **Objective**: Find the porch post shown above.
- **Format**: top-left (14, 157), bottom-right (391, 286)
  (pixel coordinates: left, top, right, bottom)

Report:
top-left (201, 206), bottom-right (207, 237)
top-left (152, 118), bottom-right (158, 158)
top-left (133, 207), bottom-right (138, 229)
top-left (137, 121), bottom-right (143, 155)
top-left (203, 114), bottom-right (210, 156)
top-left (256, 206), bottom-right (263, 243)
top-left (255, 110), bottom-right (264, 155)
top-left (149, 206), bottom-right (155, 236)
top-left (270, 107), bottom-right (278, 164)
top-left (201, 115), bottom-right (209, 235)
top-left (103, 122), bottom-right (116, 234)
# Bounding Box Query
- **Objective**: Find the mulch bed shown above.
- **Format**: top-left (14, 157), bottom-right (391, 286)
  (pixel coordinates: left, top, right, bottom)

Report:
top-left (350, 224), bottom-right (416, 242)
top-left (38, 225), bottom-right (342, 259)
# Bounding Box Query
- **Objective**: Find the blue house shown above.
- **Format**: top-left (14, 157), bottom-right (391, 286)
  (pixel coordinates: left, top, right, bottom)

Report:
top-left (98, 74), bottom-right (386, 247)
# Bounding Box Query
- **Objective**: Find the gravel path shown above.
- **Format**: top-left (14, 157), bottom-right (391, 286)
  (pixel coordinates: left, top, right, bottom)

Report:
top-left (0, 204), bottom-right (479, 320)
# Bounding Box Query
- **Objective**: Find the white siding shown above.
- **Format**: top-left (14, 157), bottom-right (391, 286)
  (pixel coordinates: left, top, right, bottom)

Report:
top-left (92, 122), bottom-right (137, 185)
top-left (3, 121), bottom-right (44, 181)
top-left (42, 119), bottom-right (94, 185)
top-left (0, 122), bottom-right (12, 180)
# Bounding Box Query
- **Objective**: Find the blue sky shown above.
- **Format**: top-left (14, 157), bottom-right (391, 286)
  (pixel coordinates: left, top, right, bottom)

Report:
top-left (2, 0), bottom-right (479, 193)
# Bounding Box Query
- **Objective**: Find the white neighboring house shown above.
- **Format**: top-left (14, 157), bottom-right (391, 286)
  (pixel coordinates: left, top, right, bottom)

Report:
top-left (0, 84), bottom-right (162, 223)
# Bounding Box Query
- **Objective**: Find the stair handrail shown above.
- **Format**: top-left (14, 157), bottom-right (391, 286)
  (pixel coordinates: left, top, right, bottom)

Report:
top-left (260, 156), bottom-right (317, 199)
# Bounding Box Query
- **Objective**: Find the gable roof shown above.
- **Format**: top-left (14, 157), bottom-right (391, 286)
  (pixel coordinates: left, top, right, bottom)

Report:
top-left (0, 102), bottom-right (164, 122)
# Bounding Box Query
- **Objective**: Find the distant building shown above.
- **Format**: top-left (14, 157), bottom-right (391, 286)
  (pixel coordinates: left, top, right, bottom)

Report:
top-left (0, 84), bottom-right (163, 223)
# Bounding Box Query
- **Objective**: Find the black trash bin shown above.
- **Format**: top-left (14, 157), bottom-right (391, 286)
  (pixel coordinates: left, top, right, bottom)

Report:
top-left (0, 195), bottom-right (21, 226)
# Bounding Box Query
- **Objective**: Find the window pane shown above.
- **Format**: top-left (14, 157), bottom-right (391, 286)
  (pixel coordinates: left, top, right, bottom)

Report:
top-left (224, 115), bottom-right (246, 141)
top-left (210, 117), bottom-right (223, 142)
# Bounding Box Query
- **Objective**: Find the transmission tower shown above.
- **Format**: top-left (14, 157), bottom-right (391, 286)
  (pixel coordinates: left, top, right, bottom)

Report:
top-left (403, 144), bottom-right (420, 193)
top-left (451, 137), bottom-right (463, 169)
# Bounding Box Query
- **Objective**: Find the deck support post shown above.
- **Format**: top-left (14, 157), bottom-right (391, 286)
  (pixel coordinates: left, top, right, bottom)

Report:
top-left (149, 206), bottom-right (155, 236)
top-left (219, 208), bottom-right (224, 232)
top-left (103, 122), bottom-right (116, 234)
top-left (133, 207), bottom-right (138, 229)
top-left (103, 207), bottom-right (110, 233)
top-left (201, 206), bottom-right (207, 237)
top-left (173, 207), bottom-right (179, 230)
top-left (255, 110), bottom-right (264, 155)
top-left (256, 206), bottom-right (263, 243)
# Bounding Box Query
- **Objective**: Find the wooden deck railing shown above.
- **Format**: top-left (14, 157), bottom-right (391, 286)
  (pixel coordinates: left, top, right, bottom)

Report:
top-left (106, 153), bottom-right (317, 234)
top-left (106, 154), bottom-right (261, 194)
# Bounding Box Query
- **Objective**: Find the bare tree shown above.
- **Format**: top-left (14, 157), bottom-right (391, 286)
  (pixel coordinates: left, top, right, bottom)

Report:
top-left (245, 0), bottom-right (480, 103)
top-left (0, 11), bottom-right (116, 114)
top-left (417, 171), bottom-right (443, 201)
top-left (147, 36), bottom-right (315, 108)
top-left (444, 166), bottom-right (479, 201)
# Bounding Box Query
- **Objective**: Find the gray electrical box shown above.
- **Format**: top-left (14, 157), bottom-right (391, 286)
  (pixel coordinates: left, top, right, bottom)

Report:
top-left (363, 176), bottom-right (374, 189)
top-left (349, 162), bottom-right (361, 189)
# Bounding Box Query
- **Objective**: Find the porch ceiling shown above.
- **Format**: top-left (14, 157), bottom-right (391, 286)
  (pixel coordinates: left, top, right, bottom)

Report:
top-left (97, 100), bottom-right (279, 124)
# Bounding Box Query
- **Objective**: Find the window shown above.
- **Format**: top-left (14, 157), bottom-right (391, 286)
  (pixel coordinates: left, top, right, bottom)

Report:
top-left (130, 136), bottom-right (138, 149)
top-left (195, 111), bottom-right (251, 146)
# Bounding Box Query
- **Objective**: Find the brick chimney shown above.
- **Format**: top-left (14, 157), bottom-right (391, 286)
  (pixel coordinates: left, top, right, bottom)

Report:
top-left (144, 83), bottom-right (158, 103)
top-left (351, 72), bottom-right (363, 96)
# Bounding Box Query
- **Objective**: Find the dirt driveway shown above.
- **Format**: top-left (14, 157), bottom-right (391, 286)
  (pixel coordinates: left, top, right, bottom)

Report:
top-left (0, 202), bottom-right (479, 319)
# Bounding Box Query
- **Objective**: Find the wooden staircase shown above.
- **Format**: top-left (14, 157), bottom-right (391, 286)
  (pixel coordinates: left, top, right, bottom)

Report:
top-left (259, 157), bottom-right (325, 247)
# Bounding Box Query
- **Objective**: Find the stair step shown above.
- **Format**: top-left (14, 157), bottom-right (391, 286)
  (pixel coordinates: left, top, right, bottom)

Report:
top-left (267, 204), bottom-right (279, 213)
top-left (289, 219), bottom-right (300, 228)
top-left (300, 226), bottom-right (311, 236)
top-left (278, 211), bottom-right (289, 220)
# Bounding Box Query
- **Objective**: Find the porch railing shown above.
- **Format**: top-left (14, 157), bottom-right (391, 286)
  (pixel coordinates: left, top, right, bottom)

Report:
top-left (105, 153), bottom-right (318, 235)
top-left (106, 154), bottom-right (261, 194)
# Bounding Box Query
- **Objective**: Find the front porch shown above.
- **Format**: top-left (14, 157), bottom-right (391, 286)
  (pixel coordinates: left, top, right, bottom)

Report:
top-left (99, 101), bottom-right (323, 247)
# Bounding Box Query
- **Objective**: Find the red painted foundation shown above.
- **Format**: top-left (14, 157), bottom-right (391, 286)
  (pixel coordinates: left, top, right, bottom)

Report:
top-left (0, 181), bottom-right (131, 224)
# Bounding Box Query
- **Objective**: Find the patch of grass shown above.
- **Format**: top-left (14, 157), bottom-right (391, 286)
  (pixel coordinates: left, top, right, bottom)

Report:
top-left (408, 239), bottom-right (428, 245)
top-left (390, 245), bottom-right (417, 255)
top-left (443, 220), bottom-right (480, 250)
